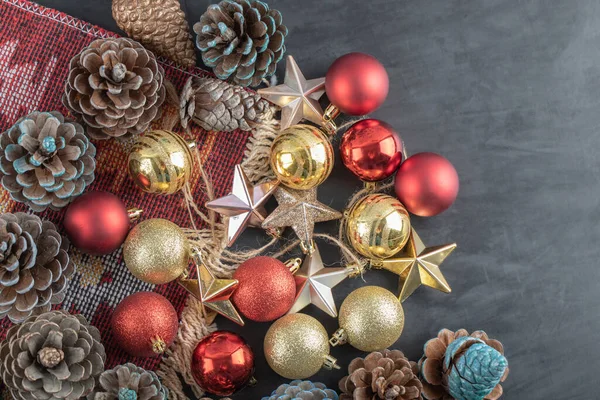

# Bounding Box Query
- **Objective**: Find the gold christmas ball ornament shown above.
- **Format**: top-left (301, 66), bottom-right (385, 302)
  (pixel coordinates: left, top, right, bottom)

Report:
top-left (264, 313), bottom-right (339, 379)
top-left (270, 124), bottom-right (334, 190)
top-left (128, 130), bottom-right (194, 195)
top-left (330, 286), bottom-right (404, 352)
top-left (123, 218), bottom-right (189, 284)
top-left (346, 193), bottom-right (411, 259)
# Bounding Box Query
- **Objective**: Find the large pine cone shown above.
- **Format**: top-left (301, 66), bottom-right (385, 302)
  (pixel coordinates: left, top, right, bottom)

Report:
top-left (193, 0), bottom-right (287, 87)
top-left (112, 0), bottom-right (196, 67)
top-left (263, 380), bottom-right (339, 400)
top-left (63, 38), bottom-right (166, 140)
top-left (0, 310), bottom-right (106, 400)
top-left (87, 363), bottom-right (167, 400)
top-left (180, 76), bottom-right (274, 131)
top-left (0, 213), bottom-right (75, 323)
top-left (418, 329), bottom-right (509, 400)
top-left (0, 111), bottom-right (96, 211)
top-left (339, 349), bottom-right (422, 400)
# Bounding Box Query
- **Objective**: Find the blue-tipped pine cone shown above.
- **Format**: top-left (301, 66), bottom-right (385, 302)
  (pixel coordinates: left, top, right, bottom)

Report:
top-left (193, 0), bottom-right (287, 87)
top-left (419, 329), bottom-right (509, 400)
top-left (0, 111), bottom-right (96, 211)
top-left (262, 380), bottom-right (339, 400)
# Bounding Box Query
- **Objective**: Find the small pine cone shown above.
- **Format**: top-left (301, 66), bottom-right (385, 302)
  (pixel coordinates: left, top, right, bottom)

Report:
top-left (0, 310), bottom-right (106, 400)
top-left (87, 363), bottom-right (167, 400)
top-left (0, 213), bottom-right (75, 323)
top-left (418, 329), bottom-right (509, 400)
top-left (180, 76), bottom-right (274, 131)
top-left (0, 111), bottom-right (96, 211)
top-left (112, 0), bottom-right (196, 67)
top-left (262, 380), bottom-right (339, 400)
top-left (63, 37), bottom-right (166, 140)
top-left (339, 349), bottom-right (422, 400)
top-left (193, 0), bottom-right (288, 87)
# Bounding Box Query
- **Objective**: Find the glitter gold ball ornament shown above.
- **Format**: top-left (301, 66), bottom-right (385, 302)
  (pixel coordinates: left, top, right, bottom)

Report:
top-left (128, 130), bottom-right (194, 195)
top-left (330, 286), bottom-right (404, 352)
top-left (123, 218), bottom-right (189, 284)
top-left (346, 194), bottom-right (411, 259)
top-left (264, 313), bottom-right (339, 379)
top-left (270, 124), bottom-right (334, 190)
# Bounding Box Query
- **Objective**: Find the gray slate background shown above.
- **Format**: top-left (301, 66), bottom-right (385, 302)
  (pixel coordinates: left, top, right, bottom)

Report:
top-left (34, 0), bottom-right (599, 398)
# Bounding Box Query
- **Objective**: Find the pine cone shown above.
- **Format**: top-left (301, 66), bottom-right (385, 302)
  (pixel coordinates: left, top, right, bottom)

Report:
top-left (263, 380), bottom-right (339, 400)
top-left (87, 363), bottom-right (167, 400)
top-left (419, 329), bottom-right (509, 400)
top-left (0, 111), bottom-right (96, 211)
top-left (193, 0), bottom-right (288, 87)
top-left (0, 310), bottom-right (106, 400)
top-left (63, 38), bottom-right (166, 140)
top-left (112, 0), bottom-right (196, 67)
top-left (180, 76), bottom-right (274, 131)
top-left (0, 213), bottom-right (75, 323)
top-left (339, 349), bottom-right (422, 400)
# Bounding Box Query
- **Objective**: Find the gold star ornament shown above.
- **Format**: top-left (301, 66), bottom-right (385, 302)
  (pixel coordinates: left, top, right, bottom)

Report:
top-left (262, 186), bottom-right (342, 244)
top-left (178, 250), bottom-right (244, 326)
top-left (371, 228), bottom-right (456, 302)
top-left (206, 164), bottom-right (278, 246)
top-left (258, 55), bottom-right (326, 130)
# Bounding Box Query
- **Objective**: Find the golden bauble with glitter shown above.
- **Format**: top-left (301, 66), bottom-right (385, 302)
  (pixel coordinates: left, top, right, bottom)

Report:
top-left (128, 130), bottom-right (194, 195)
top-left (270, 124), bottom-right (334, 190)
top-left (264, 313), bottom-right (339, 379)
top-left (330, 286), bottom-right (404, 352)
top-left (346, 193), bottom-right (411, 259)
top-left (123, 218), bottom-right (189, 284)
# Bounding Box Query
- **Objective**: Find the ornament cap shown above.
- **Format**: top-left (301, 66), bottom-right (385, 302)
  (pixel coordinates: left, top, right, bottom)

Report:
top-left (127, 207), bottom-right (143, 222)
top-left (323, 354), bottom-right (341, 371)
top-left (151, 336), bottom-right (167, 354)
top-left (329, 328), bottom-right (348, 347)
top-left (323, 104), bottom-right (340, 134)
top-left (285, 257), bottom-right (302, 274)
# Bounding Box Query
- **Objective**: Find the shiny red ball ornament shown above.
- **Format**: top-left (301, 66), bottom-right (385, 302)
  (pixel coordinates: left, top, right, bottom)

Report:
top-left (325, 52), bottom-right (389, 115)
top-left (232, 256), bottom-right (296, 322)
top-left (64, 191), bottom-right (130, 255)
top-left (394, 152), bottom-right (459, 217)
top-left (191, 331), bottom-right (254, 396)
top-left (340, 119), bottom-right (404, 182)
top-left (111, 292), bottom-right (179, 358)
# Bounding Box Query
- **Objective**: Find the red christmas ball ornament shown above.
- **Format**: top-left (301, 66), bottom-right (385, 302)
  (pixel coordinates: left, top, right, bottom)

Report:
top-left (232, 256), bottom-right (296, 322)
top-left (111, 292), bottom-right (179, 358)
top-left (325, 52), bottom-right (389, 115)
top-left (191, 330), bottom-right (254, 396)
top-left (340, 119), bottom-right (404, 182)
top-left (394, 152), bottom-right (459, 217)
top-left (64, 191), bottom-right (131, 255)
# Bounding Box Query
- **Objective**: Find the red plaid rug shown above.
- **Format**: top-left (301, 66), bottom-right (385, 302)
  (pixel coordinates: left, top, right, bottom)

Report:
top-left (0, 0), bottom-right (250, 374)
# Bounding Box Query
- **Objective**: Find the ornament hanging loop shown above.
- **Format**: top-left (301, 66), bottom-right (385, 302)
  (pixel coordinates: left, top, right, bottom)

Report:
top-left (329, 328), bottom-right (348, 347)
top-left (323, 104), bottom-right (340, 134)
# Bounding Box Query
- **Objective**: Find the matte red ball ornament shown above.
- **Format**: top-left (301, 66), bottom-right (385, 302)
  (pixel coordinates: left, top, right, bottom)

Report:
top-left (111, 292), bottom-right (179, 358)
top-left (64, 191), bottom-right (131, 255)
top-left (325, 52), bottom-right (389, 115)
top-left (394, 152), bottom-right (459, 217)
top-left (232, 256), bottom-right (296, 322)
top-left (191, 330), bottom-right (255, 396)
top-left (341, 119), bottom-right (404, 182)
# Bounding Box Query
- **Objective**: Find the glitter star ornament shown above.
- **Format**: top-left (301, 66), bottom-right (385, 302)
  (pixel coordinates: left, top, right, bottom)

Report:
top-left (258, 55), bottom-right (326, 130)
top-left (289, 243), bottom-right (356, 317)
top-left (262, 186), bottom-right (342, 244)
top-left (206, 164), bottom-right (278, 246)
top-left (179, 251), bottom-right (244, 326)
top-left (371, 228), bottom-right (456, 302)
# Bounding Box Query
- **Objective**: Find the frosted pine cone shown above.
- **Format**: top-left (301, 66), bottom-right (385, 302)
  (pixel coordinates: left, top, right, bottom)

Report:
top-left (0, 111), bottom-right (96, 211)
top-left (87, 363), bottom-right (167, 400)
top-left (63, 38), bottom-right (166, 140)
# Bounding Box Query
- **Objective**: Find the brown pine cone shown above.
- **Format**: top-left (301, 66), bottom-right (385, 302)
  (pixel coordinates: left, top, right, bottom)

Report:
top-left (0, 310), bottom-right (106, 400)
top-left (418, 329), bottom-right (509, 400)
top-left (180, 76), bottom-right (274, 131)
top-left (193, 0), bottom-right (287, 87)
top-left (63, 37), bottom-right (166, 140)
top-left (339, 349), bottom-right (422, 400)
top-left (112, 0), bottom-right (196, 67)
top-left (0, 213), bottom-right (75, 323)
top-left (0, 111), bottom-right (96, 211)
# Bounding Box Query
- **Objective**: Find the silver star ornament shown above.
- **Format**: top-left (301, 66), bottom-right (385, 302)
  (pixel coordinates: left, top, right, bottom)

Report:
top-left (258, 55), bottom-right (326, 130)
top-left (206, 164), bottom-right (278, 246)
